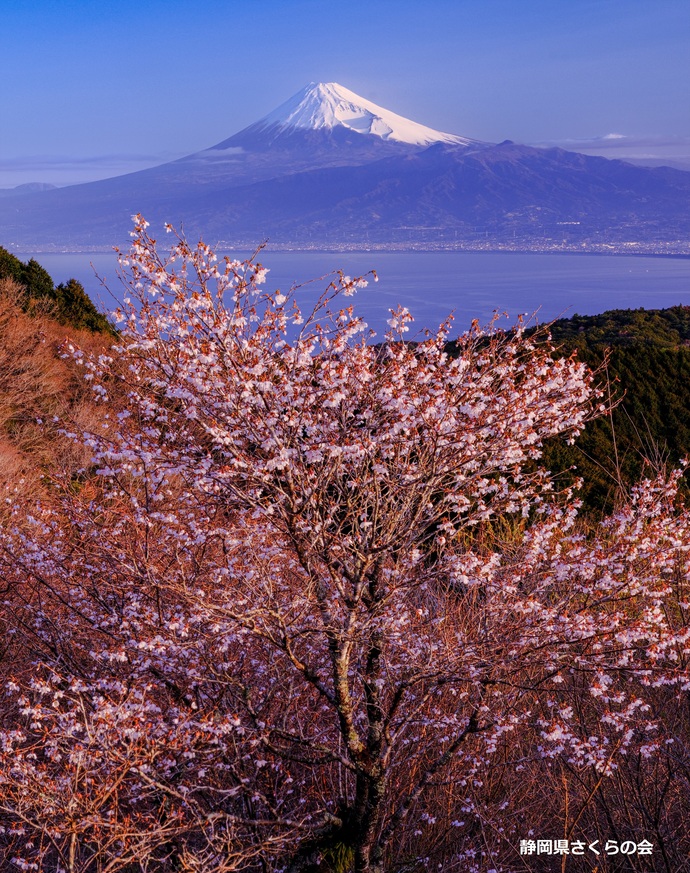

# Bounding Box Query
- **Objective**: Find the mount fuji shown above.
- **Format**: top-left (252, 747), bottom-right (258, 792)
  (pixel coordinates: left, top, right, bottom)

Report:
top-left (1, 83), bottom-right (689, 250)
top-left (217, 82), bottom-right (482, 150)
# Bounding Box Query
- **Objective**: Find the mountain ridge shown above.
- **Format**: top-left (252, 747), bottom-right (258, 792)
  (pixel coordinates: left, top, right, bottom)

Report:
top-left (1, 83), bottom-right (688, 251)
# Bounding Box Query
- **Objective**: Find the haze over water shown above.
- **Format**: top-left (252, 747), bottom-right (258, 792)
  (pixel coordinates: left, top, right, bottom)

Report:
top-left (27, 251), bottom-right (690, 337)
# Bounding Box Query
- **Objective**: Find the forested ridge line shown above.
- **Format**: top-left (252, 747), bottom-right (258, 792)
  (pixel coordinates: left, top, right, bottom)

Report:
top-left (535, 305), bottom-right (690, 513)
top-left (0, 245), bottom-right (112, 334)
top-left (0, 252), bottom-right (112, 492)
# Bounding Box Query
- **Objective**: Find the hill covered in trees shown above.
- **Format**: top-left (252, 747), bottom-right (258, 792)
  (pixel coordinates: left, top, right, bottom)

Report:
top-left (539, 305), bottom-right (690, 513)
top-left (0, 245), bottom-right (112, 333)
top-left (0, 250), bottom-right (112, 493)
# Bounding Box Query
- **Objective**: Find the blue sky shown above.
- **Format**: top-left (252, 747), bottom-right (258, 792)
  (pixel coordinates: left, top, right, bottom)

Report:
top-left (1, 0), bottom-right (688, 185)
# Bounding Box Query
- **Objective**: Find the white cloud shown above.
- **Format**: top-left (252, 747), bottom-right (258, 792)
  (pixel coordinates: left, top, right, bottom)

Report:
top-left (529, 134), bottom-right (690, 172)
top-left (0, 151), bottom-right (189, 188)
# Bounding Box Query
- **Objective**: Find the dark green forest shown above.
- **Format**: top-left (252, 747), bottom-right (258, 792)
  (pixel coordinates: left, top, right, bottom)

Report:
top-left (541, 305), bottom-right (690, 513)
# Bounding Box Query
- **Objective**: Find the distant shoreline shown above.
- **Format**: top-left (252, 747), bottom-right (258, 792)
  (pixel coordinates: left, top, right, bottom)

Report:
top-left (11, 246), bottom-right (690, 261)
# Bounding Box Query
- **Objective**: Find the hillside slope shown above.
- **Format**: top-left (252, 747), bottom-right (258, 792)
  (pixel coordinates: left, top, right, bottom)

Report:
top-left (541, 306), bottom-right (690, 512)
top-left (0, 259), bottom-right (112, 493)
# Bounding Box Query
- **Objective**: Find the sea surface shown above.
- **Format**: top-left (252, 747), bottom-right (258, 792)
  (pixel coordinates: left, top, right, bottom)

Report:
top-left (24, 251), bottom-right (690, 337)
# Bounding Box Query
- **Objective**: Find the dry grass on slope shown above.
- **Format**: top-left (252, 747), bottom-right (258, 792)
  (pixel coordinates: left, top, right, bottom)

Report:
top-left (0, 277), bottom-right (112, 495)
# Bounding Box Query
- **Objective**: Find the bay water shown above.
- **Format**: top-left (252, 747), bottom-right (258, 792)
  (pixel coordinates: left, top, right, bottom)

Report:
top-left (25, 250), bottom-right (690, 337)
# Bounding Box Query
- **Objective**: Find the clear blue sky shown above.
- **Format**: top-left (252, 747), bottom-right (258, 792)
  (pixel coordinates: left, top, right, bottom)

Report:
top-left (1, 0), bottom-right (688, 185)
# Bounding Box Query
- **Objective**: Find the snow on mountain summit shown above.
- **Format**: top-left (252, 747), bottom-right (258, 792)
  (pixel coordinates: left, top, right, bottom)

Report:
top-left (254, 82), bottom-right (479, 147)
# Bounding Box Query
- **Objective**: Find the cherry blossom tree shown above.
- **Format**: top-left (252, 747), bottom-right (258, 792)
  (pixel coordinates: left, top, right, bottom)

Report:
top-left (1, 217), bottom-right (689, 872)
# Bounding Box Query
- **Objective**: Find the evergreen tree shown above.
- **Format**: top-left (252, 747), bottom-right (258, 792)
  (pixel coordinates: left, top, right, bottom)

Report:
top-left (0, 245), bottom-right (112, 333)
top-left (55, 278), bottom-right (112, 333)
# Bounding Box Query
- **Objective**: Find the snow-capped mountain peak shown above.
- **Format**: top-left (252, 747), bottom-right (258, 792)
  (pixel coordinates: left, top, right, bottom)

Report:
top-left (254, 82), bottom-right (479, 147)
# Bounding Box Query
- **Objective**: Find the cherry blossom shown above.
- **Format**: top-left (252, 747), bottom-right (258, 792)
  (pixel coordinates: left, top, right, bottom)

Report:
top-left (1, 217), bottom-right (689, 872)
